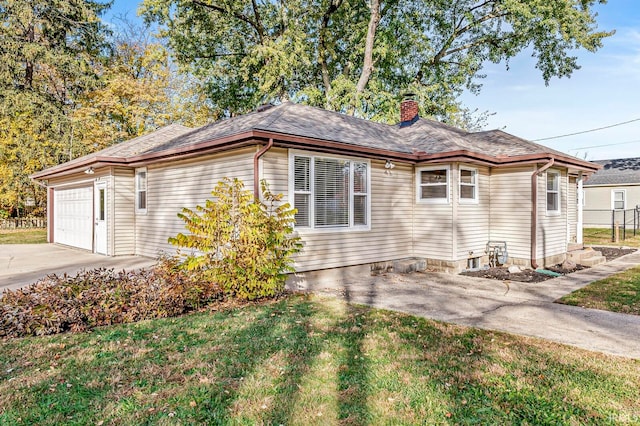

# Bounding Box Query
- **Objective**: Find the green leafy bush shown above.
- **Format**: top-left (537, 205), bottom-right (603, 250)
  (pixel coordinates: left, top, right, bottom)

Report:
top-left (169, 178), bottom-right (302, 300)
top-left (0, 256), bottom-right (222, 338)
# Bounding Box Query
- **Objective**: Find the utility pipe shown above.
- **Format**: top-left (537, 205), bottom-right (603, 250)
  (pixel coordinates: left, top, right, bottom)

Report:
top-left (531, 158), bottom-right (555, 269)
top-left (253, 138), bottom-right (274, 200)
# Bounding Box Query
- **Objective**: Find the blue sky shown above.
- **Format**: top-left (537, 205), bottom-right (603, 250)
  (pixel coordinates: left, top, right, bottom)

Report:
top-left (105, 1), bottom-right (640, 161)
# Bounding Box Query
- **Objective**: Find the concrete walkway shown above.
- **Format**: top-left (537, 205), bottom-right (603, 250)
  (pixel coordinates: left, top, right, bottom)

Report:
top-left (0, 244), bottom-right (156, 292)
top-left (3, 243), bottom-right (639, 359)
top-left (308, 251), bottom-right (640, 359)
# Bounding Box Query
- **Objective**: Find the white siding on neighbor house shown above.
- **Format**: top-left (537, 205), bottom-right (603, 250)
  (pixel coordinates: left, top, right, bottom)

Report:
top-left (583, 184), bottom-right (640, 228)
top-left (489, 166), bottom-right (533, 261)
top-left (264, 150), bottom-right (414, 272)
top-left (134, 148), bottom-right (255, 258)
top-left (536, 168), bottom-right (568, 259)
top-left (113, 167), bottom-right (135, 255)
top-left (455, 164), bottom-right (490, 260)
top-left (413, 166), bottom-right (454, 261)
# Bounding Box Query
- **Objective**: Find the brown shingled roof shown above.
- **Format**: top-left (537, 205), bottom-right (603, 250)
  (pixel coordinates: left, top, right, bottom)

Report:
top-left (32, 101), bottom-right (600, 179)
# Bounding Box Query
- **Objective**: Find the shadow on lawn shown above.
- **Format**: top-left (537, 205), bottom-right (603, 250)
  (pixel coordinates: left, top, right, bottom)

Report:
top-left (396, 322), bottom-right (627, 424)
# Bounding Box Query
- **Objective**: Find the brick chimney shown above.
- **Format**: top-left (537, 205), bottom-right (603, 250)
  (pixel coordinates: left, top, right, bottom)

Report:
top-left (400, 93), bottom-right (419, 125)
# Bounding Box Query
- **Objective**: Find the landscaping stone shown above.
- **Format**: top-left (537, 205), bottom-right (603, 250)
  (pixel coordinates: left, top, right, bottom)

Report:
top-left (508, 265), bottom-right (522, 274)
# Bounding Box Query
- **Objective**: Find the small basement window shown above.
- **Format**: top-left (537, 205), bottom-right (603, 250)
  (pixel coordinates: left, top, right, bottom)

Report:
top-left (466, 257), bottom-right (480, 270)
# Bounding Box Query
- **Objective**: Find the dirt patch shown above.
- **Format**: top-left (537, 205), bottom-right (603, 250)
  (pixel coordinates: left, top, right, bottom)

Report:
top-left (461, 247), bottom-right (636, 283)
top-left (591, 246), bottom-right (636, 261)
top-left (460, 265), bottom-right (585, 283)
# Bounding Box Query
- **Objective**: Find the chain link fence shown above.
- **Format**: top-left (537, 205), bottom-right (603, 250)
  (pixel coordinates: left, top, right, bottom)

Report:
top-left (584, 207), bottom-right (640, 241)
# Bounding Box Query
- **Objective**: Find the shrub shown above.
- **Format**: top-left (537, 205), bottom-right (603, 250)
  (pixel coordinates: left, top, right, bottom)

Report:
top-left (0, 256), bottom-right (223, 338)
top-left (169, 178), bottom-right (302, 300)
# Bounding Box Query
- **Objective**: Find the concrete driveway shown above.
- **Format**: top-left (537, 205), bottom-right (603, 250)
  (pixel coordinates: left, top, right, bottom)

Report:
top-left (0, 244), bottom-right (157, 292)
top-left (297, 251), bottom-right (640, 359)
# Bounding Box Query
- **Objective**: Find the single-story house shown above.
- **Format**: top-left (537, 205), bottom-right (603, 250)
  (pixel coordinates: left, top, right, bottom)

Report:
top-left (32, 99), bottom-right (601, 278)
top-left (583, 157), bottom-right (640, 227)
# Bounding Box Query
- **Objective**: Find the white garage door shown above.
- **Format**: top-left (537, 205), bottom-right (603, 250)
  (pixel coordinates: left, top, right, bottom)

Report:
top-left (54, 186), bottom-right (93, 251)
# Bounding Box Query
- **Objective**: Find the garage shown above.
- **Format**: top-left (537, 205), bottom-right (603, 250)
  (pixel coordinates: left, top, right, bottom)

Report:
top-left (53, 186), bottom-right (93, 251)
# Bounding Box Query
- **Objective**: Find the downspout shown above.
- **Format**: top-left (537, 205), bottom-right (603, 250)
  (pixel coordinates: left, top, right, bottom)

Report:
top-left (253, 138), bottom-right (274, 200)
top-left (531, 158), bottom-right (555, 268)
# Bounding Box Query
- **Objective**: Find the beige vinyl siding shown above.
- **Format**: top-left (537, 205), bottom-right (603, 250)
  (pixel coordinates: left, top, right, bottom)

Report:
top-left (413, 166), bottom-right (453, 261)
top-left (456, 165), bottom-right (490, 259)
top-left (537, 169), bottom-right (567, 259)
top-left (489, 166), bottom-right (532, 261)
top-left (269, 150), bottom-right (413, 272)
top-left (567, 176), bottom-right (577, 243)
top-left (135, 148), bottom-right (255, 258)
top-left (113, 167), bottom-right (135, 255)
top-left (261, 148), bottom-right (288, 195)
top-left (47, 169), bottom-right (110, 187)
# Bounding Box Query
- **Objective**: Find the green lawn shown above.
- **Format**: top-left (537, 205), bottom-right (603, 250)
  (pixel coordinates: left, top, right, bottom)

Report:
top-left (583, 227), bottom-right (640, 248)
top-left (1, 294), bottom-right (639, 425)
top-left (0, 228), bottom-right (47, 244)
top-left (559, 265), bottom-right (640, 316)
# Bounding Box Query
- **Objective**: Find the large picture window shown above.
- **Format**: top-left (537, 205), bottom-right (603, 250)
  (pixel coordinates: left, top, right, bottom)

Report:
top-left (546, 171), bottom-right (560, 214)
top-left (292, 154), bottom-right (369, 230)
top-left (417, 166), bottom-right (449, 203)
top-left (135, 167), bottom-right (147, 214)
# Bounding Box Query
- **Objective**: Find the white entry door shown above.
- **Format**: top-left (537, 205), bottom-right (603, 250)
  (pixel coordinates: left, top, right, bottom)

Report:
top-left (94, 182), bottom-right (108, 255)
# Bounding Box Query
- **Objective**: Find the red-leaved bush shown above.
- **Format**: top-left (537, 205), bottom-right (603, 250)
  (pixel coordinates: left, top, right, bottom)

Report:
top-left (0, 256), bottom-right (223, 338)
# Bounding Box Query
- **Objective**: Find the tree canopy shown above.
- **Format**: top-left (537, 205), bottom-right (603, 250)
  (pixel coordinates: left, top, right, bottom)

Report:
top-left (141, 0), bottom-right (612, 124)
top-left (0, 1), bottom-right (213, 216)
top-left (0, 0), bottom-right (111, 215)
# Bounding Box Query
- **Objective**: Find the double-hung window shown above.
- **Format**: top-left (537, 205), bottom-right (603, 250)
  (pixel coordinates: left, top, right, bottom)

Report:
top-left (135, 167), bottom-right (147, 214)
top-left (546, 171), bottom-right (560, 214)
top-left (292, 153), bottom-right (369, 230)
top-left (612, 190), bottom-right (625, 210)
top-left (459, 167), bottom-right (478, 203)
top-left (417, 166), bottom-right (449, 203)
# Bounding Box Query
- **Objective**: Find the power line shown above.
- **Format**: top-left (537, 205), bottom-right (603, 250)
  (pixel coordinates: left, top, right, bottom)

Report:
top-left (532, 117), bottom-right (640, 142)
top-left (568, 138), bottom-right (640, 151)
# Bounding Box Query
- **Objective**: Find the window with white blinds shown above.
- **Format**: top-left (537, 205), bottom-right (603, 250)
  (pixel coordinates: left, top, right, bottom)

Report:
top-left (292, 154), bottom-right (369, 230)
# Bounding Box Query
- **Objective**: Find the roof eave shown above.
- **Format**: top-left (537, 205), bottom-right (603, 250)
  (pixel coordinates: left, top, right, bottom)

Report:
top-left (416, 150), bottom-right (602, 172)
top-left (31, 129), bottom-right (602, 181)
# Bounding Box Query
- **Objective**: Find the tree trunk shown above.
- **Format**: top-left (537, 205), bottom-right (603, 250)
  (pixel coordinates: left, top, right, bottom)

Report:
top-left (355, 0), bottom-right (380, 94)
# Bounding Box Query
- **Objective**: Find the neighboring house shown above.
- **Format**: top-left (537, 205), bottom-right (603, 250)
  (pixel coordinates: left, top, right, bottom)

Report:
top-left (32, 100), bottom-right (600, 278)
top-left (583, 157), bottom-right (640, 228)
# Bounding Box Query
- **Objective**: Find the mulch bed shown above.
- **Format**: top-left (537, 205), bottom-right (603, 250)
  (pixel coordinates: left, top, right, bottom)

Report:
top-left (591, 246), bottom-right (637, 261)
top-left (460, 247), bottom-right (636, 283)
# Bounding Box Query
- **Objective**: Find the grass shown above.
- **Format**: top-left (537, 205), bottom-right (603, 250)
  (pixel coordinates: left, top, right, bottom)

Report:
top-left (559, 265), bottom-right (640, 315)
top-left (1, 294), bottom-right (639, 425)
top-left (0, 228), bottom-right (47, 244)
top-left (583, 227), bottom-right (640, 248)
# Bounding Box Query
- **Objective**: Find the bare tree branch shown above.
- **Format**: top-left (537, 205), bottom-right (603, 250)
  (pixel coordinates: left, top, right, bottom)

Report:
top-left (191, 0), bottom-right (264, 43)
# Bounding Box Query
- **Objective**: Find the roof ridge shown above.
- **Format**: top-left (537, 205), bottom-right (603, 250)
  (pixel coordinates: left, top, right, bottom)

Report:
top-left (254, 102), bottom-right (292, 129)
